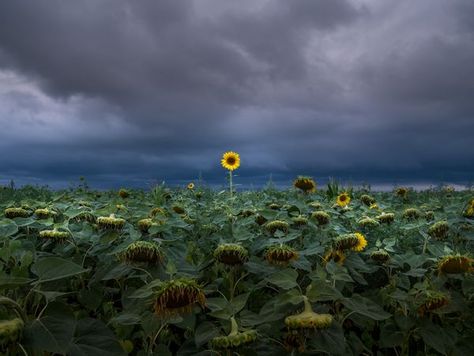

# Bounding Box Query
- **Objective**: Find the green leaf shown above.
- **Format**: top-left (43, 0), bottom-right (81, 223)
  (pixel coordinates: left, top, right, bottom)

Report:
top-left (419, 322), bottom-right (452, 355)
top-left (266, 268), bottom-right (298, 290)
top-left (194, 321), bottom-right (220, 347)
top-left (0, 220), bottom-right (18, 237)
top-left (31, 257), bottom-right (88, 283)
top-left (342, 295), bottom-right (391, 320)
top-left (306, 282), bottom-right (343, 302)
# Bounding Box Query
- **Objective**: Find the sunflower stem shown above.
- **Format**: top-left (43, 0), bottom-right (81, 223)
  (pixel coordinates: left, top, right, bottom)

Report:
top-left (229, 171), bottom-right (233, 198)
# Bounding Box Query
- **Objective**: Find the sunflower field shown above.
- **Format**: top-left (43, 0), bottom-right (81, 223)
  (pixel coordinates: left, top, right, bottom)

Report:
top-left (0, 182), bottom-right (473, 355)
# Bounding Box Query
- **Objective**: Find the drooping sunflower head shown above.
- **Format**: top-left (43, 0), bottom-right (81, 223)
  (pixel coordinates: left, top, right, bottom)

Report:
top-left (118, 188), bottom-right (130, 198)
top-left (395, 187), bottom-right (409, 198)
top-left (358, 216), bottom-right (379, 228)
top-left (311, 210), bottom-right (330, 226)
top-left (268, 202), bottom-right (281, 210)
top-left (137, 218), bottom-right (153, 233)
top-left (425, 210), bottom-right (435, 221)
top-left (293, 176), bottom-right (317, 193)
top-left (4, 207), bottom-right (31, 219)
top-left (377, 212), bottom-right (395, 224)
top-left (172, 205), bottom-right (186, 215)
top-left (462, 198), bottom-right (474, 217)
top-left (264, 220), bottom-right (290, 235)
top-left (285, 297), bottom-right (333, 331)
top-left (428, 220), bottom-right (449, 240)
top-left (150, 207), bottom-right (167, 218)
top-left (0, 318), bottom-right (24, 347)
top-left (332, 233), bottom-right (360, 251)
top-left (39, 228), bottom-right (70, 242)
top-left (97, 214), bottom-right (126, 230)
top-left (417, 291), bottom-right (450, 317)
top-left (187, 182), bottom-right (195, 190)
top-left (403, 208), bottom-right (422, 220)
top-left (221, 151), bottom-right (240, 171)
top-left (438, 254), bottom-right (473, 274)
top-left (120, 241), bottom-right (163, 265)
top-left (292, 215), bottom-right (308, 227)
top-left (209, 318), bottom-right (257, 350)
top-left (370, 249), bottom-right (390, 264)
top-left (336, 192), bottom-right (351, 207)
top-left (265, 244), bottom-right (299, 266)
top-left (153, 278), bottom-right (206, 317)
top-left (255, 214), bottom-right (267, 226)
top-left (213, 243), bottom-right (249, 266)
top-left (308, 201), bottom-right (323, 210)
top-left (360, 194), bottom-right (376, 206)
top-left (35, 208), bottom-right (53, 219)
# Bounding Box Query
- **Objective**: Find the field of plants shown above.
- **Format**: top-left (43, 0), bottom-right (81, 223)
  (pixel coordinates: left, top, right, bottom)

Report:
top-left (0, 180), bottom-right (473, 355)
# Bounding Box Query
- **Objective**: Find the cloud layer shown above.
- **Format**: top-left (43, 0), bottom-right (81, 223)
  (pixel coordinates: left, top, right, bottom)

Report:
top-left (0, 0), bottom-right (473, 188)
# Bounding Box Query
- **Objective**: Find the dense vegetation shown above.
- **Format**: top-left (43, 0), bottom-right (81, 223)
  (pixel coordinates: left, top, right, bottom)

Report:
top-left (0, 182), bottom-right (473, 355)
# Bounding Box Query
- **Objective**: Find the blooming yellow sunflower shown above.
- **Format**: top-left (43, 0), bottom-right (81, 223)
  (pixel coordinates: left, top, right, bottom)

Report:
top-left (352, 232), bottom-right (367, 252)
top-left (336, 192), bottom-right (351, 207)
top-left (221, 151), bottom-right (240, 171)
top-left (187, 182), bottom-right (195, 190)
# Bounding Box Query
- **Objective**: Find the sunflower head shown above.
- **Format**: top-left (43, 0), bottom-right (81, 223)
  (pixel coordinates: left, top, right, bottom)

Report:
top-left (285, 297), bottom-right (333, 330)
top-left (120, 241), bottom-right (163, 265)
top-left (150, 207), bottom-right (167, 218)
top-left (438, 254), bottom-right (473, 274)
top-left (255, 214), bottom-right (268, 226)
top-left (118, 188), bottom-right (130, 198)
top-left (358, 216), bottom-right (379, 228)
top-left (425, 210), bottom-right (435, 221)
top-left (403, 208), bottom-right (422, 220)
top-left (323, 249), bottom-right (346, 265)
top-left (264, 220), bottom-right (289, 235)
top-left (417, 291), bottom-right (450, 317)
top-left (308, 201), bottom-right (323, 210)
top-left (311, 210), bottom-right (330, 226)
top-left (463, 198), bottom-right (474, 217)
top-left (332, 233), bottom-right (360, 251)
top-left (292, 215), bottom-right (308, 227)
top-left (221, 151), bottom-right (240, 171)
top-left (214, 243), bottom-right (249, 266)
top-left (268, 203), bottom-right (281, 210)
top-left (4, 207), bottom-right (31, 219)
top-left (428, 220), bottom-right (449, 240)
top-left (39, 228), bottom-right (70, 242)
top-left (360, 194), bottom-right (376, 206)
top-left (352, 232), bottom-right (367, 252)
top-left (265, 245), bottom-right (299, 266)
top-left (377, 212), bottom-right (395, 224)
top-left (336, 192), bottom-right (351, 207)
top-left (35, 208), bottom-right (53, 219)
top-left (153, 278), bottom-right (206, 317)
top-left (395, 187), bottom-right (409, 198)
top-left (187, 182), bottom-right (195, 190)
top-left (97, 214), bottom-right (125, 230)
top-left (293, 176), bottom-right (317, 193)
top-left (0, 318), bottom-right (24, 347)
top-left (209, 318), bottom-right (257, 350)
top-left (73, 211), bottom-right (96, 223)
top-left (137, 218), bottom-right (154, 233)
top-left (370, 249), bottom-right (390, 264)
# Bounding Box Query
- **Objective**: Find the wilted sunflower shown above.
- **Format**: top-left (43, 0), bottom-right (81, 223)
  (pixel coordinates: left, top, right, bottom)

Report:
top-left (336, 192), bottom-right (351, 207)
top-left (118, 188), bottom-right (130, 198)
top-left (438, 254), bottom-right (472, 274)
top-left (311, 210), bottom-right (330, 226)
top-left (214, 243), bottom-right (249, 266)
top-left (4, 207), bottom-right (31, 219)
top-left (39, 228), bottom-right (70, 242)
top-left (97, 214), bottom-right (125, 230)
top-left (221, 151), bottom-right (240, 171)
top-left (403, 208), bottom-right (422, 220)
top-left (35, 208), bottom-right (53, 219)
top-left (293, 176), bottom-right (317, 193)
top-left (417, 291), bottom-right (450, 317)
top-left (153, 278), bottom-right (206, 317)
top-left (360, 194), bottom-right (376, 206)
top-left (377, 212), bottom-right (395, 224)
top-left (120, 241), bottom-right (163, 265)
top-left (265, 244), bottom-right (299, 266)
top-left (395, 187), bottom-right (409, 198)
top-left (265, 220), bottom-right (289, 234)
top-left (172, 205), bottom-right (186, 215)
top-left (187, 182), bottom-right (195, 190)
top-left (358, 216), bottom-right (379, 228)
top-left (428, 220), bottom-right (449, 240)
top-left (292, 215), bottom-right (308, 227)
top-left (285, 296), bottom-right (333, 331)
top-left (210, 317), bottom-right (257, 350)
top-left (370, 249), bottom-right (390, 264)
top-left (463, 198), bottom-right (474, 217)
top-left (332, 233), bottom-right (360, 251)
top-left (0, 318), bottom-right (24, 348)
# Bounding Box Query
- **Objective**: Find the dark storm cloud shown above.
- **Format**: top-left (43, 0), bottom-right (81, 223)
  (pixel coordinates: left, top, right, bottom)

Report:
top-left (0, 0), bottom-right (473, 188)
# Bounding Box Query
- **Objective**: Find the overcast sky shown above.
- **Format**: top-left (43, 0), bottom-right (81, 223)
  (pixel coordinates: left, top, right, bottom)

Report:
top-left (0, 0), bottom-right (473, 189)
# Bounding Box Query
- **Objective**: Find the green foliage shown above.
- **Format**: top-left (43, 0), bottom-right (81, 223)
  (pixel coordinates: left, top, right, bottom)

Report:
top-left (0, 185), bottom-right (473, 355)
